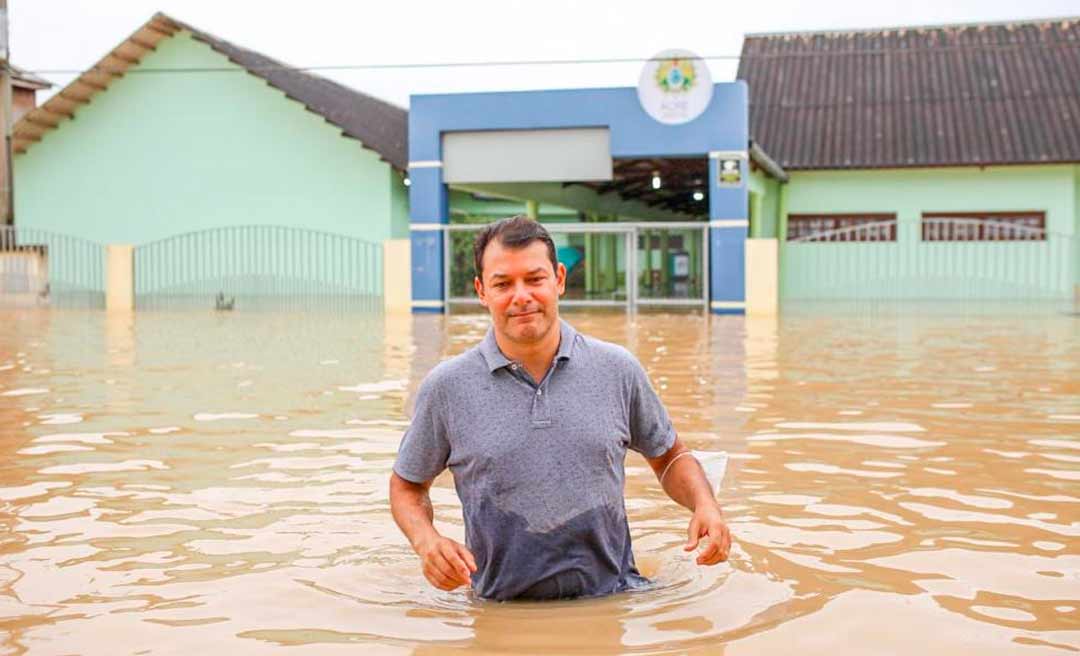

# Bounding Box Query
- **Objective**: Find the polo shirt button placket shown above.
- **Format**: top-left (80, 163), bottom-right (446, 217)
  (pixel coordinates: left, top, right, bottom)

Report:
top-left (532, 383), bottom-right (551, 428)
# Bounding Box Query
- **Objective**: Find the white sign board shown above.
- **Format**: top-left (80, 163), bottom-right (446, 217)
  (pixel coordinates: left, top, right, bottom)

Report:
top-left (637, 49), bottom-right (713, 125)
top-left (442, 128), bottom-right (612, 183)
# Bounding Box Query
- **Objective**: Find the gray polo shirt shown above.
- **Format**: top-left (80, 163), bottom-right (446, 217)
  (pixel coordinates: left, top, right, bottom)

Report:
top-left (393, 319), bottom-right (676, 601)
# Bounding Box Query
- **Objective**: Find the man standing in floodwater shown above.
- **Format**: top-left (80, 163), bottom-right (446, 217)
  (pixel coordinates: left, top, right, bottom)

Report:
top-left (390, 215), bottom-right (731, 601)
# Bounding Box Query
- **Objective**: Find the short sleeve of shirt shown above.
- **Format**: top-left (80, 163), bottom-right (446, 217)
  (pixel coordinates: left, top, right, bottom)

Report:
top-left (627, 359), bottom-right (676, 458)
top-left (393, 375), bottom-right (451, 483)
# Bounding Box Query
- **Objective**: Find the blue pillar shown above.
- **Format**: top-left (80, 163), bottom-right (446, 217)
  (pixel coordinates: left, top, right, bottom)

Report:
top-left (409, 164), bottom-right (449, 313)
top-left (708, 152), bottom-right (748, 314)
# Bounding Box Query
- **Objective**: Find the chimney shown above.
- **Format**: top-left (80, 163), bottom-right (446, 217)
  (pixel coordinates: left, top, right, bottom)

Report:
top-left (10, 66), bottom-right (53, 123)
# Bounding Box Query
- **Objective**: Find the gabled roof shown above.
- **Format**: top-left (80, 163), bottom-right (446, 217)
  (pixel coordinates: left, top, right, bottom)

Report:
top-left (737, 17), bottom-right (1080, 170)
top-left (14, 13), bottom-right (407, 170)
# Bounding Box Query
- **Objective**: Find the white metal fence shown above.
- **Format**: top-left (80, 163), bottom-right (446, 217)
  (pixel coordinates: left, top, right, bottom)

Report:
top-left (784, 218), bottom-right (1076, 301)
top-left (0, 226), bottom-right (105, 308)
top-left (134, 226), bottom-right (384, 311)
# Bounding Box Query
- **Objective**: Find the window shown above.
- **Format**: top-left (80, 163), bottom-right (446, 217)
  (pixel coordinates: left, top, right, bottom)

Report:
top-left (787, 214), bottom-right (897, 242)
top-left (921, 212), bottom-right (1046, 241)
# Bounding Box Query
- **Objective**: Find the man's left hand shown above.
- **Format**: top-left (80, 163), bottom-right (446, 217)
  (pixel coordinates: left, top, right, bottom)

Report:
top-left (684, 503), bottom-right (731, 565)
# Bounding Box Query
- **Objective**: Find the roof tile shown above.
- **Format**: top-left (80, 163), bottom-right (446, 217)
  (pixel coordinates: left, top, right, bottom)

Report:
top-left (738, 18), bottom-right (1080, 168)
top-left (15, 13), bottom-right (407, 170)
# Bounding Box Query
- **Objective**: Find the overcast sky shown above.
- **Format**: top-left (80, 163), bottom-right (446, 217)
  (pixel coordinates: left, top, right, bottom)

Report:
top-left (13, 0), bottom-right (1080, 107)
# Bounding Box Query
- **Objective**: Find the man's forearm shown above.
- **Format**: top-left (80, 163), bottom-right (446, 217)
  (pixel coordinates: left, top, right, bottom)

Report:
top-left (390, 473), bottom-right (477, 590)
top-left (389, 473), bottom-right (441, 551)
top-left (660, 454), bottom-right (718, 512)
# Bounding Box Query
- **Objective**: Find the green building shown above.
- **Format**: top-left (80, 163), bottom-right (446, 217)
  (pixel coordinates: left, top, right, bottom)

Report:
top-left (14, 13), bottom-right (410, 245)
top-left (738, 17), bottom-right (1080, 301)
top-left (10, 14), bottom-right (1078, 308)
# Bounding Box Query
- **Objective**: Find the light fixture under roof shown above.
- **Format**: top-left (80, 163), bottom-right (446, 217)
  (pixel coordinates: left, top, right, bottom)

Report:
top-left (693, 191), bottom-right (705, 201)
top-left (651, 172), bottom-right (661, 190)
top-left (403, 177), bottom-right (411, 187)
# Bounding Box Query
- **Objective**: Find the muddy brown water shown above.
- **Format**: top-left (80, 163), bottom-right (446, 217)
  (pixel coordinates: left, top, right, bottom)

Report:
top-left (0, 306), bottom-right (1077, 654)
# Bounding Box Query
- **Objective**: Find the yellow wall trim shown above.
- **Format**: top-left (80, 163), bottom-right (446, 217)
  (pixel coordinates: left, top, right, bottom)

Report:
top-left (106, 245), bottom-right (134, 311)
top-left (746, 238), bottom-right (778, 316)
top-left (383, 239), bottom-right (411, 314)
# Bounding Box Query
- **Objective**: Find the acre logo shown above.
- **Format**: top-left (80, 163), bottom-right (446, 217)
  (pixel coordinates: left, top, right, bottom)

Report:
top-left (638, 49), bottom-right (713, 125)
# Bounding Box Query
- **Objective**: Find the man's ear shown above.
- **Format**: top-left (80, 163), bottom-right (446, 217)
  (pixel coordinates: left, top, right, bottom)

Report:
top-left (555, 262), bottom-right (567, 296)
top-left (474, 276), bottom-right (488, 307)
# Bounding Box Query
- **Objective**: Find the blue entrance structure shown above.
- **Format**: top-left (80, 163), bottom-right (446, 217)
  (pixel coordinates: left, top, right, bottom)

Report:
top-left (407, 84), bottom-right (749, 314)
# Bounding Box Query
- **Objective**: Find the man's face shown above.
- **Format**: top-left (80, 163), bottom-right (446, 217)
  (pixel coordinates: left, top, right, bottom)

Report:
top-left (474, 239), bottom-right (566, 346)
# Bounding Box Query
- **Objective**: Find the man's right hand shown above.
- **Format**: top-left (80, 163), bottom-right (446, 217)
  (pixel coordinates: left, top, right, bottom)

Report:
top-left (415, 534), bottom-right (477, 591)
top-left (389, 473), bottom-right (478, 592)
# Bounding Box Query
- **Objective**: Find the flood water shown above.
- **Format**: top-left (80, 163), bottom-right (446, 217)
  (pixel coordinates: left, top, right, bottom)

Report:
top-left (0, 305), bottom-right (1078, 654)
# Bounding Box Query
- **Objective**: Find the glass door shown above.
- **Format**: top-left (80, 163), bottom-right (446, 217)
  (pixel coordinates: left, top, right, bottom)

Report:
top-left (445, 224), bottom-right (634, 308)
top-left (548, 226), bottom-right (631, 307)
top-left (445, 222), bottom-right (706, 308)
top-left (636, 224), bottom-right (708, 306)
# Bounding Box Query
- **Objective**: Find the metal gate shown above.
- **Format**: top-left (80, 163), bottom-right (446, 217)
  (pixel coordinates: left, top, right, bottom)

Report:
top-left (446, 222), bottom-right (709, 308)
top-left (134, 226), bottom-right (383, 311)
top-left (0, 226), bottom-right (105, 308)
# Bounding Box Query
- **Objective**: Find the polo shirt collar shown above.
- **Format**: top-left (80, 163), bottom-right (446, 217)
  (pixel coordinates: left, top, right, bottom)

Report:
top-left (479, 318), bottom-right (577, 373)
top-left (555, 319), bottom-right (577, 361)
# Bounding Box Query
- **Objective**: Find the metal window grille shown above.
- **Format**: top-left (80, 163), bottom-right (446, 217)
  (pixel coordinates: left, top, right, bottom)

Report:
top-left (788, 214), bottom-right (898, 242)
top-left (921, 212), bottom-right (1047, 241)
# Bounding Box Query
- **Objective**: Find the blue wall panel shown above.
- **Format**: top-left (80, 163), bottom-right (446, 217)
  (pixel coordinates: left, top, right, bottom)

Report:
top-left (408, 167), bottom-right (448, 223)
top-left (709, 156), bottom-right (750, 220)
top-left (410, 84), bottom-right (748, 162)
top-left (709, 227), bottom-right (746, 308)
top-left (410, 229), bottom-right (444, 304)
top-left (708, 155), bottom-right (749, 313)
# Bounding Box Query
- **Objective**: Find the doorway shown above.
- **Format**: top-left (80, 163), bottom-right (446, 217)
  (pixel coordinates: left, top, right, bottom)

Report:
top-left (445, 222), bottom-right (708, 309)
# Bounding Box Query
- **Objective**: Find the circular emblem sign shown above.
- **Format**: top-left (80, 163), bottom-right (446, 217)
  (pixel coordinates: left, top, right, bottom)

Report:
top-left (637, 49), bottom-right (713, 125)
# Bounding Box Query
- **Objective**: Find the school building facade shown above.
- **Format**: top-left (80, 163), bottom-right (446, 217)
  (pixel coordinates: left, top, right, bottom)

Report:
top-left (8, 15), bottom-right (1078, 312)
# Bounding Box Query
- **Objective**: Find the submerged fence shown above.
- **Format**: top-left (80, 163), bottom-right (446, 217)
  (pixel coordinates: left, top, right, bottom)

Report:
top-left (3, 219), bottom-right (1075, 311)
top-left (783, 218), bottom-right (1077, 301)
top-left (134, 226), bottom-right (383, 311)
top-left (0, 226), bottom-right (105, 308)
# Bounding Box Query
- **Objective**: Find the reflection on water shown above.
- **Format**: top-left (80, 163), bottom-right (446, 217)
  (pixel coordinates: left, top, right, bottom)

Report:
top-left (0, 305), bottom-right (1077, 654)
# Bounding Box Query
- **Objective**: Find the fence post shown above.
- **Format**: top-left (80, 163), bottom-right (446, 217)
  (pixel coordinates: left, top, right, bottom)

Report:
top-left (383, 239), bottom-right (411, 314)
top-left (106, 244), bottom-right (135, 311)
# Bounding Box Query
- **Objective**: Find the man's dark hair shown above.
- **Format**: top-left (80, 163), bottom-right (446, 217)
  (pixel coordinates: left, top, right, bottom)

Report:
top-left (473, 215), bottom-right (558, 282)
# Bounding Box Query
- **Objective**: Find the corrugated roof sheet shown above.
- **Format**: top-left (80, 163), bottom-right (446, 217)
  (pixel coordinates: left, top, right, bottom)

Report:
top-left (15, 13), bottom-right (407, 170)
top-left (737, 17), bottom-right (1080, 169)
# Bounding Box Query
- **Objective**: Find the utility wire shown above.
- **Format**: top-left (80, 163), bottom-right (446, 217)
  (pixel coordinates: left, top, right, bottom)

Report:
top-left (20, 41), bottom-right (1080, 77)
top-left (30, 54), bottom-right (739, 76)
